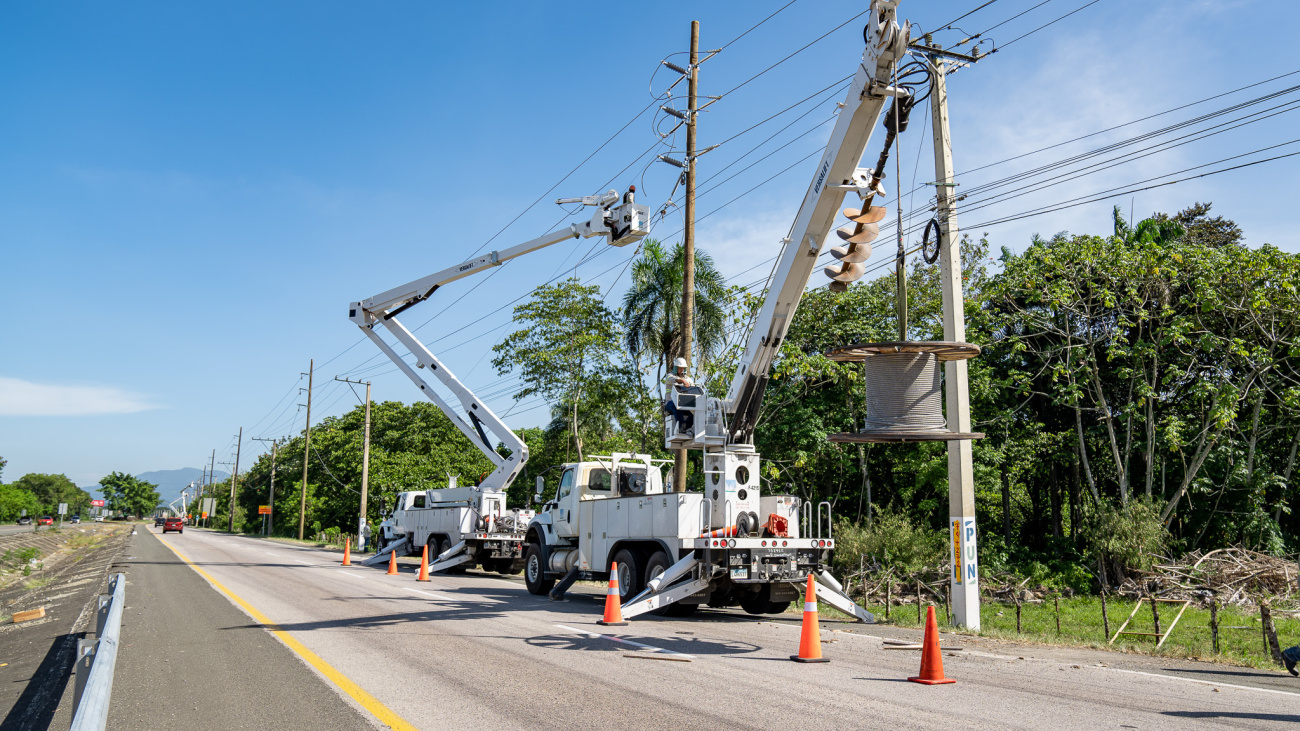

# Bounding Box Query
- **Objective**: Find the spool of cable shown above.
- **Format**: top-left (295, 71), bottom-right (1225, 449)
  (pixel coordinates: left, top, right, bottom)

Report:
top-left (823, 342), bottom-right (985, 443)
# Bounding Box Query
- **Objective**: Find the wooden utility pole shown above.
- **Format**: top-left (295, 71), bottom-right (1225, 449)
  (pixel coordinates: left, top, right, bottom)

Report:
top-left (228, 427), bottom-right (242, 532)
top-left (673, 20), bottom-right (700, 494)
top-left (252, 437), bottom-right (279, 536)
top-left (336, 377), bottom-right (372, 550)
top-left (299, 359), bottom-right (313, 540)
top-left (928, 46), bottom-right (980, 630)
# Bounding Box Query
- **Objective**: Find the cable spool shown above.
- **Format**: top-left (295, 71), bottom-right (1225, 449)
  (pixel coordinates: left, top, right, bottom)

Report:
top-left (824, 342), bottom-right (984, 443)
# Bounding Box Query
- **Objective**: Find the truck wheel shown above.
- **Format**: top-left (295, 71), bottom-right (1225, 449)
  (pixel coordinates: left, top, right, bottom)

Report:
top-left (611, 549), bottom-right (644, 600)
top-left (439, 538), bottom-right (468, 574)
top-left (644, 551), bottom-right (696, 617)
top-left (524, 543), bottom-right (554, 595)
top-left (494, 559), bottom-right (523, 575)
top-left (740, 585), bottom-right (790, 615)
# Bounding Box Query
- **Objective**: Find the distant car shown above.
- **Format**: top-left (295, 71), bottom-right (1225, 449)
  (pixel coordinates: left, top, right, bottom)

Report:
top-left (94, 516), bottom-right (104, 522)
top-left (162, 517), bottom-right (184, 534)
top-left (37, 516), bottom-right (53, 526)
top-left (70, 515), bottom-right (81, 524)
top-left (17, 516), bottom-right (32, 526)
top-left (154, 516), bottom-right (166, 527)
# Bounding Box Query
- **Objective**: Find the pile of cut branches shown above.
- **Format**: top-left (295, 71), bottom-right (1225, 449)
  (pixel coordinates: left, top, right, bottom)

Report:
top-left (1120, 547), bottom-right (1297, 607)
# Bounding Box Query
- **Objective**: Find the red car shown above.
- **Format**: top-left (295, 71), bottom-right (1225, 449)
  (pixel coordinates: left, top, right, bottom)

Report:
top-left (162, 517), bottom-right (184, 534)
top-left (37, 516), bottom-right (53, 526)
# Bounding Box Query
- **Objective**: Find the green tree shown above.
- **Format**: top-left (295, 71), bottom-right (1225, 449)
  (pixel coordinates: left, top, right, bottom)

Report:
top-left (621, 240), bottom-right (730, 393)
top-left (0, 483), bottom-right (41, 522)
top-left (9, 473), bottom-right (89, 516)
top-left (99, 472), bottom-right (162, 518)
top-left (492, 278), bottom-right (621, 460)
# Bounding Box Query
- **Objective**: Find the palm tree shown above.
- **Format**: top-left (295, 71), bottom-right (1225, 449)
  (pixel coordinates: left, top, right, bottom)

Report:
top-left (620, 238), bottom-right (729, 396)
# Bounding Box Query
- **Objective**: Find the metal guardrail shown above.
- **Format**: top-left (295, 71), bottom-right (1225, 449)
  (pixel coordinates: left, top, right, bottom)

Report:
top-left (70, 572), bottom-right (125, 731)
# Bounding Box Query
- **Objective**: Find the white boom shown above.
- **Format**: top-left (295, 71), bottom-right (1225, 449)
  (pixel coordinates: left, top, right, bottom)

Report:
top-left (721, 1), bottom-right (910, 444)
top-left (349, 189), bottom-right (649, 493)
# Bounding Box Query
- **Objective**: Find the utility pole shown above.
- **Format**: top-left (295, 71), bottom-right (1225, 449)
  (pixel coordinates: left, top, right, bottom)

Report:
top-left (228, 427), bottom-right (243, 532)
top-left (923, 40), bottom-right (981, 630)
top-left (673, 20), bottom-right (700, 494)
top-left (299, 359), bottom-right (314, 540)
top-left (336, 377), bottom-right (372, 551)
top-left (207, 449), bottom-right (215, 527)
top-left (252, 437), bottom-right (279, 537)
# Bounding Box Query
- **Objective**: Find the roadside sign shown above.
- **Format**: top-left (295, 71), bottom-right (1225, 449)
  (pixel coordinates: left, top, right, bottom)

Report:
top-left (201, 511), bottom-right (209, 519)
top-left (202, 498), bottom-right (215, 513)
top-left (58, 503), bottom-right (68, 515)
top-left (91, 499), bottom-right (106, 507)
top-left (20, 509), bottom-right (26, 517)
top-left (258, 505), bottom-right (272, 515)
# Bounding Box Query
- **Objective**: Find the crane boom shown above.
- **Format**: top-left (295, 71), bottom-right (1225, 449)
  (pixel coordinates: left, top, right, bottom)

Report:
top-left (722, 2), bottom-right (909, 443)
top-left (349, 189), bottom-right (648, 492)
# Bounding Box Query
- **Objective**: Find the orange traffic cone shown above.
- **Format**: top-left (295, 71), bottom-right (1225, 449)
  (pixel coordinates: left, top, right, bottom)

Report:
top-left (387, 549), bottom-right (398, 575)
top-left (596, 561), bottom-right (628, 626)
top-left (417, 545), bottom-right (431, 582)
top-left (791, 573), bottom-right (828, 662)
top-left (909, 605), bottom-right (956, 684)
top-left (342, 539), bottom-right (351, 566)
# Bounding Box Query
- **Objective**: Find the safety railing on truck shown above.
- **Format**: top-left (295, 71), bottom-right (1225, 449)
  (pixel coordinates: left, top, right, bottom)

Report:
top-left (70, 572), bottom-right (125, 731)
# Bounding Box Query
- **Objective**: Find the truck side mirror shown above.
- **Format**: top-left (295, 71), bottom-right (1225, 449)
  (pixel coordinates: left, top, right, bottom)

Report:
top-left (533, 476), bottom-right (544, 504)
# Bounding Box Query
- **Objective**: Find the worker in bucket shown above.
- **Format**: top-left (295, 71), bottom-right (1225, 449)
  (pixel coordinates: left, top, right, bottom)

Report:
top-left (663, 357), bottom-right (697, 436)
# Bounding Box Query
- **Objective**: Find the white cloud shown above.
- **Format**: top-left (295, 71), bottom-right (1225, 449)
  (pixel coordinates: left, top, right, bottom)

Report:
top-left (0, 376), bottom-right (159, 416)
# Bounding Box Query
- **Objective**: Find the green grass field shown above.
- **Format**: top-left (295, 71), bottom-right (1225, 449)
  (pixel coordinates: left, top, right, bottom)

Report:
top-left (836, 594), bottom-right (1299, 670)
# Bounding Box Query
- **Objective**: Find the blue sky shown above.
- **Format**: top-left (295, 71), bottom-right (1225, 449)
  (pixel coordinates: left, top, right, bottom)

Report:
top-left (2, 0), bottom-right (1296, 485)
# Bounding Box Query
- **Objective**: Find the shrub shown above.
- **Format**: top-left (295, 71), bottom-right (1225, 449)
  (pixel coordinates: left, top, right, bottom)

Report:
top-left (832, 510), bottom-right (945, 576)
top-left (1082, 499), bottom-right (1168, 582)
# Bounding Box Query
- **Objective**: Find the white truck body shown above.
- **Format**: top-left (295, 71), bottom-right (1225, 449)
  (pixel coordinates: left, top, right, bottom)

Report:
top-left (375, 483), bottom-right (535, 574)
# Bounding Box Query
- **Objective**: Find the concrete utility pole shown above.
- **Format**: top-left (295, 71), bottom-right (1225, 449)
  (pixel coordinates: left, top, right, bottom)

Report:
top-left (207, 449), bottom-right (216, 526)
top-left (673, 19), bottom-right (700, 494)
top-left (228, 427), bottom-right (243, 532)
top-left (335, 377), bottom-right (372, 551)
top-left (299, 359), bottom-right (314, 540)
top-left (929, 49), bottom-right (980, 630)
top-left (252, 437), bottom-right (279, 536)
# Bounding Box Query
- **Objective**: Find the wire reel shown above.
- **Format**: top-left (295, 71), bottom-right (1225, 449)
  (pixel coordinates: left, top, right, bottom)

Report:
top-left (922, 217), bottom-right (942, 264)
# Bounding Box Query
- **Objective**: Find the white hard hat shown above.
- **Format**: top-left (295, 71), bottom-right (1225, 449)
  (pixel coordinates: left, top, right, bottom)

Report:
top-left (673, 357), bottom-right (687, 369)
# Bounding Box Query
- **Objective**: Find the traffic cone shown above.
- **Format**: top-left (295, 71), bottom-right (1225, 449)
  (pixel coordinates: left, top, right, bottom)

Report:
top-left (596, 561), bottom-right (628, 626)
top-left (387, 549), bottom-right (398, 576)
top-left (791, 573), bottom-right (829, 662)
top-left (909, 605), bottom-right (956, 684)
top-left (342, 539), bottom-right (351, 566)
top-left (417, 545), bottom-right (431, 582)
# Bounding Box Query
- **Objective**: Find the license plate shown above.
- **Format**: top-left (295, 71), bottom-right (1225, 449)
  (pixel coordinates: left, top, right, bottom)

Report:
top-left (729, 567), bottom-right (749, 579)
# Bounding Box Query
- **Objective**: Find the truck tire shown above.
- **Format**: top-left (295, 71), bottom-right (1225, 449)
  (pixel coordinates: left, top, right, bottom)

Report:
top-left (493, 558), bottom-right (523, 575)
top-left (524, 543), bottom-right (554, 595)
top-left (438, 538), bottom-right (468, 574)
top-left (644, 551), bottom-right (698, 617)
top-left (611, 549), bottom-right (644, 600)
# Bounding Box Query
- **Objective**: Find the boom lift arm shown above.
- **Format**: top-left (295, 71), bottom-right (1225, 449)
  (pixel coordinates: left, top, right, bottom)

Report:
top-left (722, 1), bottom-right (910, 444)
top-left (349, 189), bottom-right (649, 492)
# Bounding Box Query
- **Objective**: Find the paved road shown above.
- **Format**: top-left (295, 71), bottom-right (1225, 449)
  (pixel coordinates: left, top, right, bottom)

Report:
top-left (46, 526), bottom-right (374, 730)
top-left (147, 528), bottom-right (1300, 730)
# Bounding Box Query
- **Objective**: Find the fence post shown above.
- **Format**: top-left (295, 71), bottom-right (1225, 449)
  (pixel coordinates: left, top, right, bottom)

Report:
top-left (1262, 599), bottom-right (1284, 665)
top-left (917, 578), bottom-right (922, 625)
top-left (1151, 592), bottom-right (1161, 637)
top-left (885, 576), bottom-right (891, 621)
top-left (1101, 590), bottom-right (1110, 641)
top-left (1054, 594), bottom-right (1061, 635)
top-left (1015, 592), bottom-right (1022, 634)
top-left (1210, 595), bottom-right (1219, 655)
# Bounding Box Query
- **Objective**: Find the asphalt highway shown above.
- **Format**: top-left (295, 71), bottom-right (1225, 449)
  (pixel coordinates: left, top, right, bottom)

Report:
top-left (146, 528), bottom-right (1300, 730)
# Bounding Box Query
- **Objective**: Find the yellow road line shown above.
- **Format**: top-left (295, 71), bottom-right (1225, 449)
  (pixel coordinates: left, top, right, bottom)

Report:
top-left (156, 536), bottom-right (418, 731)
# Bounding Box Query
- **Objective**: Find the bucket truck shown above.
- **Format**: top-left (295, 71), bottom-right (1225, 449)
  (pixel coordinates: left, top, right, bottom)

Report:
top-left (523, 0), bottom-right (910, 621)
top-left (349, 189), bottom-right (651, 573)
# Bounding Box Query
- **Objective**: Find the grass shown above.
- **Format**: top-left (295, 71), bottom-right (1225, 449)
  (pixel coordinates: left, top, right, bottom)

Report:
top-left (829, 594), bottom-right (1298, 671)
top-left (22, 576), bottom-right (53, 590)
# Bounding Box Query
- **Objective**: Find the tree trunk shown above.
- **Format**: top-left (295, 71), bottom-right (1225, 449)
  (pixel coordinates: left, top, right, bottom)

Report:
top-left (1070, 451), bottom-right (1081, 540)
top-left (1074, 414), bottom-right (1100, 503)
top-left (1000, 461), bottom-right (1012, 544)
top-left (1275, 427), bottom-right (1300, 522)
top-left (1089, 357), bottom-right (1128, 505)
top-left (1050, 461), bottom-right (1063, 539)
